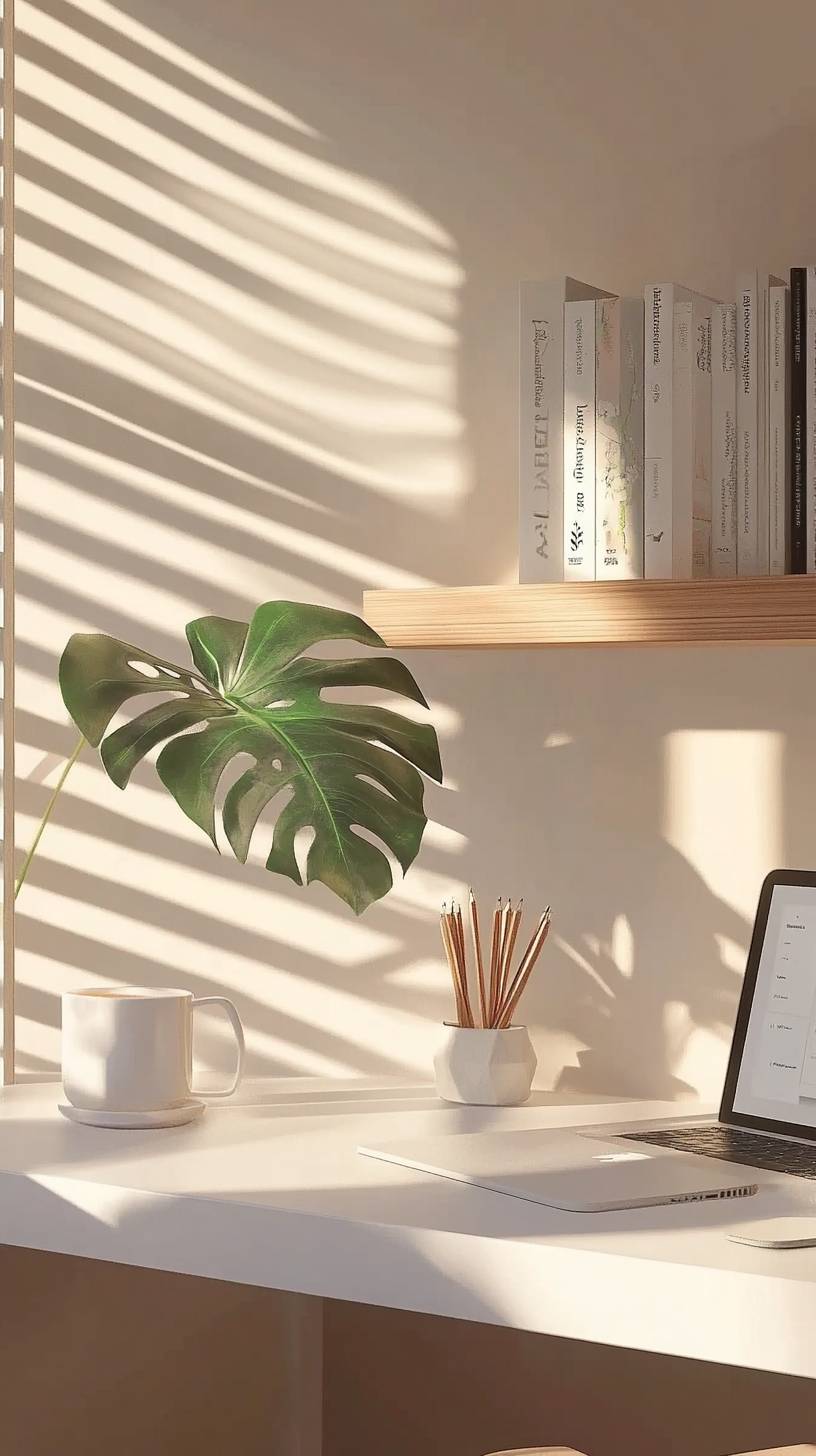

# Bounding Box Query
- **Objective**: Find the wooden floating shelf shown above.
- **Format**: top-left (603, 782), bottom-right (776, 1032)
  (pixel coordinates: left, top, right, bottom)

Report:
top-left (363, 578), bottom-right (816, 648)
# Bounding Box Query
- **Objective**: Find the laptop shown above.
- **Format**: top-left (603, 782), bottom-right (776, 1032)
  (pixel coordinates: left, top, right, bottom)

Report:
top-left (608, 867), bottom-right (816, 1178)
top-left (359, 870), bottom-right (816, 1210)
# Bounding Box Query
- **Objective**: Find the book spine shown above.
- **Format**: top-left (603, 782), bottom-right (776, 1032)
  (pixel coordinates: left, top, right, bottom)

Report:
top-left (736, 273), bottom-right (763, 574)
top-left (758, 282), bottom-right (769, 573)
top-left (596, 297), bottom-right (644, 578)
top-left (672, 300), bottom-right (694, 578)
top-left (644, 283), bottom-right (673, 577)
top-left (519, 283), bottom-right (564, 581)
top-left (790, 267), bottom-right (806, 572)
top-left (768, 284), bottom-right (789, 575)
top-left (691, 298), bottom-right (713, 577)
top-left (711, 303), bottom-right (737, 576)
top-left (563, 299), bottom-right (596, 579)
top-left (807, 267), bottom-right (816, 574)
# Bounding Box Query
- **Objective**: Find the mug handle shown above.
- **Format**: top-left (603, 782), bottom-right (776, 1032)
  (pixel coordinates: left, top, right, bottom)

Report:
top-left (190, 996), bottom-right (245, 1097)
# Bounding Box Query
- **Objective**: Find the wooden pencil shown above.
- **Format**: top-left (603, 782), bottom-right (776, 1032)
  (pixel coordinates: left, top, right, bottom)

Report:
top-left (469, 889), bottom-right (487, 1027)
top-left (452, 901), bottom-right (474, 1026)
top-left (445, 902), bottom-right (474, 1027)
top-left (506, 899), bottom-right (523, 977)
top-left (496, 899), bottom-right (513, 1018)
top-left (498, 912), bottom-right (551, 1027)
top-left (495, 910), bottom-right (545, 1025)
top-left (440, 909), bottom-right (465, 1025)
top-left (497, 898), bottom-right (522, 1014)
top-left (487, 898), bottom-right (502, 1025)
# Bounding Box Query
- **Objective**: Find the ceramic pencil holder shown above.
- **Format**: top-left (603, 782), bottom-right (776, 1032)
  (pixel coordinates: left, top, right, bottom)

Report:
top-left (434, 1023), bottom-right (537, 1106)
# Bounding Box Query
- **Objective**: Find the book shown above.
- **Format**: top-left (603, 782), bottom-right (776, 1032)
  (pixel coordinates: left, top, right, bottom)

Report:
top-left (644, 283), bottom-right (716, 578)
top-left (595, 296), bottom-right (644, 579)
top-left (691, 295), bottom-right (713, 575)
top-left (563, 299), bottom-right (597, 579)
top-left (644, 282), bottom-right (684, 577)
top-left (768, 282), bottom-right (789, 575)
top-left (711, 303), bottom-right (737, 576)
top-left (518, 278), bottom-right (610, 581)
top-left (807, 267), bottom-right (816, 574)
top-left (736, 271), bottom-right (783, 575)
top-left (644, 281), bottom-right (714, 576)
top-left (790, 267), bottom-right (807, 572)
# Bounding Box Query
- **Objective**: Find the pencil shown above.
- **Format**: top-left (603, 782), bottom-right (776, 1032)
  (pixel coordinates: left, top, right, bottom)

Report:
top-left (440, 908), bottom-right (465, 1025)
top-left (498, 912), bottom-right (551, 1028)
top-left (487, 898), bottom-right (502, 1026)
top-left (469, 889), bottom-right (487, 1027)
top-left (498, 898), bottom-right (522, 1016)
top-left (452, 901), bottom-right (474, 1027)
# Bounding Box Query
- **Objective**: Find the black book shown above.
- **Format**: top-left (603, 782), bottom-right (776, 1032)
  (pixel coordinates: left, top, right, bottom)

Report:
top-left (790, 267), bottom-right (807, 572)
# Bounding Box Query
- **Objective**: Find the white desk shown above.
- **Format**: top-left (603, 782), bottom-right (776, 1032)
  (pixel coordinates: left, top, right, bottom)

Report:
top-left (1, 1080), bottom-right (815, 1381)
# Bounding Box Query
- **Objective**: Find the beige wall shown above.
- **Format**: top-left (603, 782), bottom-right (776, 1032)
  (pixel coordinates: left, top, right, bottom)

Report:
top-left (11, 0), bottom-right (816, 1097)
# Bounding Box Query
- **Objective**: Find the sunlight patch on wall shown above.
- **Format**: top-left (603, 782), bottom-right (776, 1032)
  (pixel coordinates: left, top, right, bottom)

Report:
top-left (17, 380), bottom-right (322, 512)
top-left (18, 443), bottom-right (433, 592)
top-left (21, 0), bottom-right (457, 245)
top-left (17, 59), bottom-right (460, 286)
top-left (62, 0), bottom-right (321, 137)
top-left (19, 241), bottom-right (458, 436)
top-left (16, 875), bottom-right (434, 1078)
top-left (17, 169), bottom-right (455, 389)
top-left (14, 1012), bottom-right (61, 1067)
top-left (18, 119), bottom-right (453, 349)
top-left (420, 819), bottom-right (467, 854)
top-left (17, 531), bottom-right (206, 631)
top-left (676, 1022), bottom-right (725, 1105)
top-left (662, 730), bottom-right (782, 917)
top-left (662, 729), bottom-right (782, 1095)
top-left (15, 804), bottom-right (399, 966)
top-left (386, 958), bottom-right (447, 992)
top-left (610, 913), bottom-right (634, 980)
top-left (17, 301), bottom-right (465, 502)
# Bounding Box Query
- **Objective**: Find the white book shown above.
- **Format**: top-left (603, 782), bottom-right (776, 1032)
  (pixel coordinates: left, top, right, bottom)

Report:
top-left (563, 299), bottom-right (597, 579)
top-left (691, 296), bottom-right (713, 576)
top-left (595, 297), bottom-right (644, 579)
top-left (736, 271), bottom-right (783, 575)
top-left (644, 283), bottom-right (716, 578)
top-left (768, 283), bottom-right (790, 575)
top-left (672, 302), bottom-right (695, 574)
top-left (644, 281), bottom-right (678, 578)
top-left (807, 268), bottom-right (816, 574)
top-left (711, 303), bottom-right (738, 576)
top-left (519, 278), bottom-right (610, 581)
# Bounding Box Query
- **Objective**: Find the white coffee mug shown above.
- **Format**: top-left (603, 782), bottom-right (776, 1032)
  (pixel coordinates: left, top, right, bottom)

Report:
top-left (62, 986), bottom-right (245, 1114)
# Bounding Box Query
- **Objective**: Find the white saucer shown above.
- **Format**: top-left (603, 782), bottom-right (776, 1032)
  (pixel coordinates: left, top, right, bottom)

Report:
top-left (58, 1099), bottom-right (206, 1130)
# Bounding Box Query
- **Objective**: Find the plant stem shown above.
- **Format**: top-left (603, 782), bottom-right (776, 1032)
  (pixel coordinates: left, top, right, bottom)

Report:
top-left (15, 735), bottom-right (86, 899)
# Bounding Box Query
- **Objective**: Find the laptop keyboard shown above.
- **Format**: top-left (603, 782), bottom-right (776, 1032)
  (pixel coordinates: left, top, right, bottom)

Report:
top-left (619, 1124), bottom-right (816, 1179)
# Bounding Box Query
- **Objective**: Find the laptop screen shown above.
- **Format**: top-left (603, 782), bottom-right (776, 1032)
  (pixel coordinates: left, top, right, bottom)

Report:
top-left (725, 875), bottom-right (816, 1135)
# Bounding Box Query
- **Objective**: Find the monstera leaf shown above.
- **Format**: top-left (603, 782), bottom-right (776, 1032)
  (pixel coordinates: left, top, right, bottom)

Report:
top-left (59, 601), bottom-right (442, 915)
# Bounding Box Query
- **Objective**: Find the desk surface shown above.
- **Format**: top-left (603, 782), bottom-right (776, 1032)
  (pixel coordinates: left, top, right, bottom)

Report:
top-left (1, 1079), bottom-right (815, 1379)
